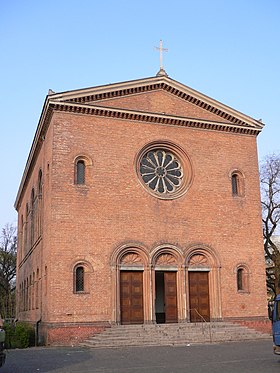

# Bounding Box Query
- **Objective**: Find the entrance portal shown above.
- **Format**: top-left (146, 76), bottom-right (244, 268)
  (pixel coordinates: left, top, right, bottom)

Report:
top-left (189, 271), bottom-right (210, 322)
top-left (155, 271), bottom-right (178, 323)
top-left (120, 271), bottom-right (144, 325)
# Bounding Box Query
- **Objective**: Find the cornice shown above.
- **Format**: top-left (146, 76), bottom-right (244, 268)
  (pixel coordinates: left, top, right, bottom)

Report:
top-left (49, 101), bottom-right (261, 135)
top-left (14, 103), bottom-right (53, 210)
top-left (50, 75), bottom-right (263, 129)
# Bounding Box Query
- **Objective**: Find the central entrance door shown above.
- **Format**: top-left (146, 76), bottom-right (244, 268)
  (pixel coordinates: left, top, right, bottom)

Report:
top-left (189, 271), bottom-right (210, 322)
top-left (155, 271), bottom-right (178, 323)
top-left (120, 271), bottom-right (144, 325)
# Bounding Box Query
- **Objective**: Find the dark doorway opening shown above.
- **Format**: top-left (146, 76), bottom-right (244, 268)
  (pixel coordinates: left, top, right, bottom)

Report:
top-left (155, 271), bottom-right (178, 323)
top-left (155, 271), bottom-right (165, 323)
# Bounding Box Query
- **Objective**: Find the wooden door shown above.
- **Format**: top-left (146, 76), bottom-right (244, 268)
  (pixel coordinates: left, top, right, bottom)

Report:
top-left (164, 272), bottom-right (178, 323)
top-left (120, 271), bottom-right (144, 325)
top-left (189, 271), bottom-right (210, 322)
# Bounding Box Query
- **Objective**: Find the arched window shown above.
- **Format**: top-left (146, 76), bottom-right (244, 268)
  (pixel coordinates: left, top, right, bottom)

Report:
top-left (32, 272), bottom-right (35, 309)
top-left (74, 155), bottom-right (92, 186)
top-left (26, 277), bottom-right (29, 311)
top-left (237, 268), bottom-right (244, 291)
top-left (38, 170), bottom-right (43, 236)
top-left (75, 160), bottom-right (85, 185)
top-left (24, 203), bottom-right (29, 253)
top-left (30, 189), bottom-right (35, 245)
top-left (36, 268), bottom-right (40, 309)
top-left (75, 266), bottom-right (85, 292)
top-left (38, 170), bottom-right (43, 195)
top-left (236, 265), bottom-right (249, 292)
top-left (20, 215), bottom-right (23, 260)
top-left (231, 170), bottom-right (245, 197)
top-left (24, 279), bottom-right (26, 311)
top-left (231, 174), bottom-right (239, 196)
top-left (73, 262), bottom-right (92, 294)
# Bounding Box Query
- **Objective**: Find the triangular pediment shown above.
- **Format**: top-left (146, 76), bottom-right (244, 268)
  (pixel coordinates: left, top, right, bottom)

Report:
top-left (48, 75), bottom-right (264, 130)
top-left (90, 90), bottom-right (232, 124)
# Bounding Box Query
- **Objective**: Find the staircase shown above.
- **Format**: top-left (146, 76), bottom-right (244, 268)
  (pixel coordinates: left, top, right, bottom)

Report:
top-left (81, 322), bottom-right (271, 348)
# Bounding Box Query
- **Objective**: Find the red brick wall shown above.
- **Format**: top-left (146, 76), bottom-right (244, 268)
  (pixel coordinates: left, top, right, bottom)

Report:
top-left (232, 318), bottom-right (272, 335)
top-left (94, 90), bottom-right (231, 123)
top-left (47, 324), bottom-right (107, 346)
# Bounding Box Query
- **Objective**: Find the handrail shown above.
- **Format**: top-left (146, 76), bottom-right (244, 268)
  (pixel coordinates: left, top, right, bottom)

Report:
top-left (189, 308), bottom-right (213, 343)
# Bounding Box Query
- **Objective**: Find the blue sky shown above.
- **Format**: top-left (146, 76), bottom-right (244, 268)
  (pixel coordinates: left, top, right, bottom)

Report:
top-left (0, 0), bottom-right (279, 230)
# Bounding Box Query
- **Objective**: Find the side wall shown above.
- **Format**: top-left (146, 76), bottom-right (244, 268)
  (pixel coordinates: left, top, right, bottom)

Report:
top-left (16, 120), bottom-right (54, 335)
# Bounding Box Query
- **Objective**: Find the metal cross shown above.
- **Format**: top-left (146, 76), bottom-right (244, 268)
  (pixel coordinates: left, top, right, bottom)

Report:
top-left (155, 40), bottom-right (168, 70)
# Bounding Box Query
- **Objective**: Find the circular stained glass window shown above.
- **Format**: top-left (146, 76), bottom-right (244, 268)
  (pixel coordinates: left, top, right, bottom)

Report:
top-left (140, 150), bottom-right (183, 195)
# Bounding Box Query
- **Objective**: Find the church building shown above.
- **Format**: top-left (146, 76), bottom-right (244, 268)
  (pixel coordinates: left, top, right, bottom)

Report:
top-left (15, 67), bottom-right (268, 345)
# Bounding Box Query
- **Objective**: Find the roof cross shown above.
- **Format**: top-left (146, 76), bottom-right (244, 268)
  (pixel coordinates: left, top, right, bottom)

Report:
top-left (155, 40), bottom-right (168, 70)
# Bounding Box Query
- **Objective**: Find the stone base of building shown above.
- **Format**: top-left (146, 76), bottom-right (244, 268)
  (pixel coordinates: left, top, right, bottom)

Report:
top-left (35, 316), bottom-right (271, 346)
top-left (36, 321), bottom-right (110, 346)
top-left (225, 316), bottom-right (272, 335)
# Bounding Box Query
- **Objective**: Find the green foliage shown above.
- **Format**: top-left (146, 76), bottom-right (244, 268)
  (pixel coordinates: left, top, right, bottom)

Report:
top-left (0, 224), bottom-right (17, 318)
top-left (4, 322), bottom-right (35, 349)
top-left (3, 323), bottom-right (15, 349)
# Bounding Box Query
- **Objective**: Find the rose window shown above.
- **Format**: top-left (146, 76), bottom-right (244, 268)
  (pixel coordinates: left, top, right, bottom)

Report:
top-left (139, 150), bottom-right (183, 195)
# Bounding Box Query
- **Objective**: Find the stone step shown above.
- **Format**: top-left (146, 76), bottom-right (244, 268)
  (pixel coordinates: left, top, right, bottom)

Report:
top-left (81, 322), bottom-right (271, 348)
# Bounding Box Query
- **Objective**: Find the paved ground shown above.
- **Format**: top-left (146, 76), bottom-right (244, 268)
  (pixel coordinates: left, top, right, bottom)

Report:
top-left (1, 340), bottom-right (280, 373)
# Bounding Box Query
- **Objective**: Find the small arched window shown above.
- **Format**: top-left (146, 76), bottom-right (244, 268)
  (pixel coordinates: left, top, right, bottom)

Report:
top-left (236, 265), bottom-right (249, 292)
top-left (36, 268), bottom-right (40, 309)
top-left (73, 262), bottom-right (92, 294)
top-left (75, 160), bottom-right (85, 185)
top-left (232, 174), bottom-right (239, 196)
top-left (237, 268), bottom-right (244, 291)
top-left (24, 203), bottom-right (29, 252)
top-left (20, 214), bottom-right (24, 259)
top-left (231, 170), bottom-right (245, 197)
top-left (38, 169), bottom-right (43, 195)
top-left (75, 266), bottom-right (85, 292)
top-left (30, 189), bottom-right (35, 245)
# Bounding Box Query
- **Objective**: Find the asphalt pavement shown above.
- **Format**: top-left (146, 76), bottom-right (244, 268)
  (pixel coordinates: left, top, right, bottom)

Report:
top-left (1, 340), bottom-right (279, 373)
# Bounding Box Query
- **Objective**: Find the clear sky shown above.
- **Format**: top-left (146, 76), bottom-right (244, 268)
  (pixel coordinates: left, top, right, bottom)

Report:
top-left (0, 0), bottom-right (279, 230)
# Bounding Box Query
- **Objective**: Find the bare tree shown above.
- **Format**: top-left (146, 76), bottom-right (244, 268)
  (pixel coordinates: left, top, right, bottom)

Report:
top-left (260, 154), bottom-right (280, 297)
top-left (0, 224), bottom-right (17, 318)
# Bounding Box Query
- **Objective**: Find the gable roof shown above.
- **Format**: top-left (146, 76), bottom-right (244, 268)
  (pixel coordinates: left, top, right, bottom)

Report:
top-left (48, 75), bottom-right (263, 130)
top-left (15, 74), bottom-right (264, 209)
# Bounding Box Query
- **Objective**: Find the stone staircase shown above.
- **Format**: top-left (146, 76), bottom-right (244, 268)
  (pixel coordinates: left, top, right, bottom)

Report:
top-left (81, 322), bottom-right (271, 348)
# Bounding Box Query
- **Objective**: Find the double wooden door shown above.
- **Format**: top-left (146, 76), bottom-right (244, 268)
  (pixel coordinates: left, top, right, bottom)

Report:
top-left (120, 271), bottom-right (144, 324)
top-left (189, 271), bottom-right (210, 322)
top-left (120, 270), bottom-right (178, 324)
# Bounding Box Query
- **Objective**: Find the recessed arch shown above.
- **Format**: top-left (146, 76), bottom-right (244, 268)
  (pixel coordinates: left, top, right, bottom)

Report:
top-left (151, 245), bottom-right (184, 323)
top-left (30, 188), bottom-right (35, 246)
top-left (229, 169), bottom-right (245, 197)
top-left (151, 244), bottom-right (183, 268)
top-left (71, 259), bottom-right (94, 272)
top-left (111, 243), bottom-right (150, 325)
top-left (111, 243), bottom-right (149, 268)
top-left (73, 154), bottom-right (93, 185)
top-left (71, 259), bottom-right (94, 294)
top-left (73, 154), bottom-right (93, 166)
top-left (184, 243), bottom-right (222, 321)
top-left (234, 263), bottom-right (250, 293)
top-left (184, 243), bottom-right (221, 269)
top-left (38, 169), bottom-right (43, 195)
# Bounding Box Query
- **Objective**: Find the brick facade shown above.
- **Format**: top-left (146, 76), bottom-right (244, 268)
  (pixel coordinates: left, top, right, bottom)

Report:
top-left (15, 74), bottom-right (268, 345)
